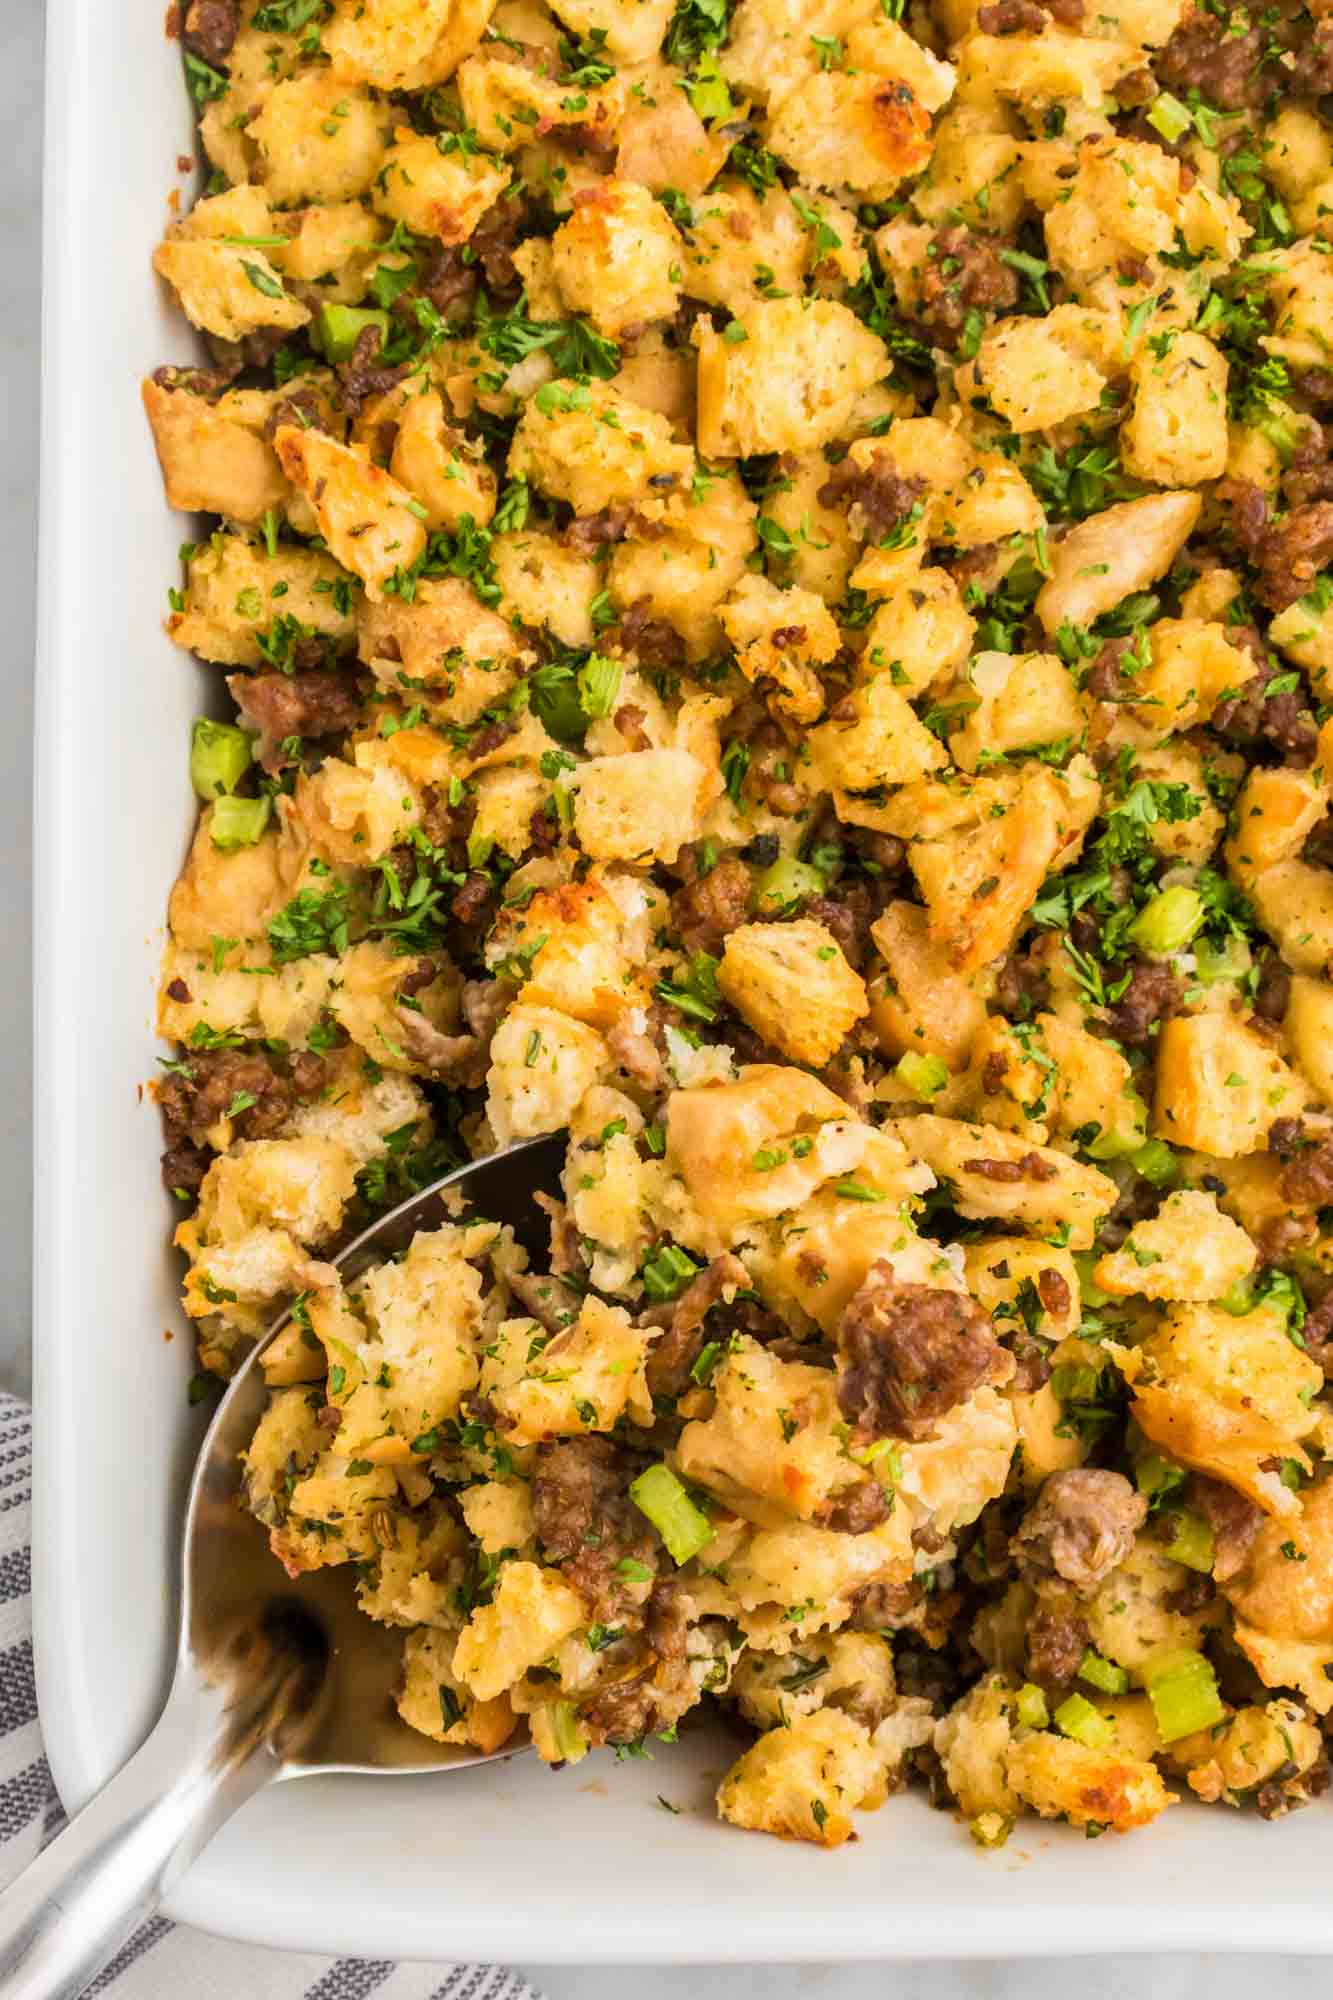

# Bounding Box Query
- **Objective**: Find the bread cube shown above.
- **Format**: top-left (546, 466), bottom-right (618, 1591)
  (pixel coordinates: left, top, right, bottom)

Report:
top-left (694, 298), bottom-right (888, 458)
top-left (274, 426), bottom-right (426, 599)
top-left (718, 919), bottom-right (869, 1067)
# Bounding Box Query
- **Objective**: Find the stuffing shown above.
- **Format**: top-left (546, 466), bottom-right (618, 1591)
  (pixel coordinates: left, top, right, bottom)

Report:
top-left (716, 920), bottom-right (869, 1067)
top-left (894, 1116), bottom-right (1117, 1248)
top-left (1152, 1014), bottom-right (1308, 1157)
top-left (167, 532), bottom-right (356, 668)
top-left (1226, 1479), bottom-right (1333, 1714)
top-left (716, 1708), bottom-right (888, 1846)
top-left (1093, 1190), bottom-right (1257, 1303)
top-left (1125, 1301), bottom-right (1323, 1517)
top-left (694, 299), bottom-right (889, 458)
top-left (550, 178), bottom-right (684, 338)
top-left (157, 0), bottom-right (1333, 1855)
top-left (508, 382), bottom-right (694, 515)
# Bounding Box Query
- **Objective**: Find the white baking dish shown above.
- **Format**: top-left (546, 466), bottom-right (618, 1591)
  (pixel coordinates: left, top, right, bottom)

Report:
top-left (31, 0), bottom-right (1333, 1960)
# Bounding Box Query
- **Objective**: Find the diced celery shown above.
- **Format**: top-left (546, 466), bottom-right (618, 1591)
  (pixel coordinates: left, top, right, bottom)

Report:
top-left (209, 794), bottom-right (272, 850)
top-left (1016, 1683), bottom-right (1049, 1730)
top-left (1086, 1096), bottom-right (1149, 1161)
top-left (1072, 1253), bottom-right (1112, 1309)
top-left (969, 1811), bottom-right (1011, 1849)
top-left (1054, 1692), bottom-right (1115, 1749)
top-left (314, 303), bottom-right (391, 363)
top-left (1079, 1648), bottom-right (1130, 1696)
top-left (896, 1051), bottom-right (949, 1099)
top-left (629, 1463), bottom-right (715, 1565)
top-left (1144, 1648), bottom-right (1225, 1743)
top-left (549, 1700), bottom-right (588, 1764)
top-left (1164, 1509), bottom-right (1215, 1574)
top-left (1129, 885), bottom-right (1205, 956)
top-left (1129, 1138), bottom-right (1178, 1187)
top-left (190, 717), bottom-right (253, 800)
top-left (1194, 935), bottom-right (1252, 986)
top-left (753, 856), bottom-right (826, 913)
top-left (1135, 1452), bottom-right (1187, 1506)
top-left (1147, 92), bottom-right (1193, 143)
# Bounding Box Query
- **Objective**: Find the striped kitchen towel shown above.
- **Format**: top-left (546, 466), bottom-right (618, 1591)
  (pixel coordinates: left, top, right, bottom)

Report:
top-left (0, 1393), bottom-right (540, 2000)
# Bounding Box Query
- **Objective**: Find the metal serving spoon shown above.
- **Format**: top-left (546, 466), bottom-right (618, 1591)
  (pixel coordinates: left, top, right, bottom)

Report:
top-left (0, 1134), bottom-right (564, 2000)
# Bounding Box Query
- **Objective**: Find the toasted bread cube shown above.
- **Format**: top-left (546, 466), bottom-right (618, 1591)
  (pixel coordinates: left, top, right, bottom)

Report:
top-left (950, 650), bottom-right (1083, 773)
top-left (1121, 330), bottom-right (1229, 485)
top-left (860, 567), bottom-right (975, 696)
top-left (721, 573), bottom-right (840, 723)
top-left (494, 1296), bottom-right (652, 1443)
top-left (572, 748), bottom-right (708, 863)
top-left (249, 74), bottom-right (393, 205)
top-left (372, 126), bottom-right (510, 242)
top-left (398, 1627), bottom-right (517, 1754)
top-left (716, 1708), bottom-right (885, 1847)
top-left (1227, 1480), bottom-right (1333, 1712)
top-left (387, 388), bottom-right (498, 532)
top-left (153, 239), bottom-right (309, 344)
top-left (1036, 492), bottom-right (1201, 634)
top-left (1152, 1013), bottom-right (1307, 1156)
top-left (718, 920), bottom-right (869, 1067)
top-left (894, 1116), bottom-right (1116, 1247)
top-left (1128, 1301), bottom-right (1321, 1517)
top-left (1094, 1189), bottom-right (1256, 1302)
top-left (168, 531), bottom-right (356, 667)
top-left (866, 900), bottom-right (987, 1068)
top-left (274, 426), bottom-right (426, 599)
top-left (809, 677), bottom-right (948, 794)
top-left (324, 0), bottom-right (495, 91)
top-left (1127, 617), bottom-right (1257, 731)
top-left (143, 380), bottom-right (290, 523)
top-left (459, 53), bottom-right (624, 155)
top-left (694, 298), bottom-right (889, 458)
top-left (509, 382), bottom-right (693, 515)
top-left (452, 1561), bottom-right (587, 1702)
top-left (551, 176), bottom-right (683, 337)
top-left (1006, 1733), bottom-right (1175, 1834)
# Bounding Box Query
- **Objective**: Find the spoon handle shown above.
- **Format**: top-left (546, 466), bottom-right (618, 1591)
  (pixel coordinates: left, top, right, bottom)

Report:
top-left (0, 1667), bottom-right (277, 2000)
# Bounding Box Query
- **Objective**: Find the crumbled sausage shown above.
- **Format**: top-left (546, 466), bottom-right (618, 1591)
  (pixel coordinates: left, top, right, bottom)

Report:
top-left (228, 669), bottom-right (363, 771)
top-left (1011, 1468), bottom-right (1148, 1596)
top-left (1101, 958), bottom-right (1183, 1049)
top-left (669, 856), bottom-right (753, 955)
top-left (1192, 1475), bottom-right (1263, 1583)
top-left (817, 455), bottom-right (926, 541)
top-left (1024, 1600), bottom-right (1090, 1686)
top-left (963, 1153), bottom-right (1057, 1183)
top-left (644, 1253), bottom-right (750, 1399)
top-left (182, 0), bottom-right (238, 64)
top-left (531, 1436), bottom-right (659, 1623)
top-left (1279, 1139), bottom-right (1333, 1211)
top-left (913, 229), bottom-right (1020, 349)
top-left (836, 1265), bottom-right (1007, 1441)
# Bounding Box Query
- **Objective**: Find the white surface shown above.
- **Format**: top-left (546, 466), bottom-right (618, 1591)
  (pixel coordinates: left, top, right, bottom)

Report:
top-left (9, 0), bottom-right (1333, 1990)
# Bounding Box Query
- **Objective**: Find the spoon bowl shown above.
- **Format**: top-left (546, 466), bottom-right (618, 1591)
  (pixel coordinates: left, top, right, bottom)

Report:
top-left (0, 1134), bottom-right (565, 1999)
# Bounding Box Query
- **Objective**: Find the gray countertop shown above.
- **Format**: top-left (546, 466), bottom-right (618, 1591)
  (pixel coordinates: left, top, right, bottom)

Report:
top-left (4, 1), bottom-right (1325, 1990)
